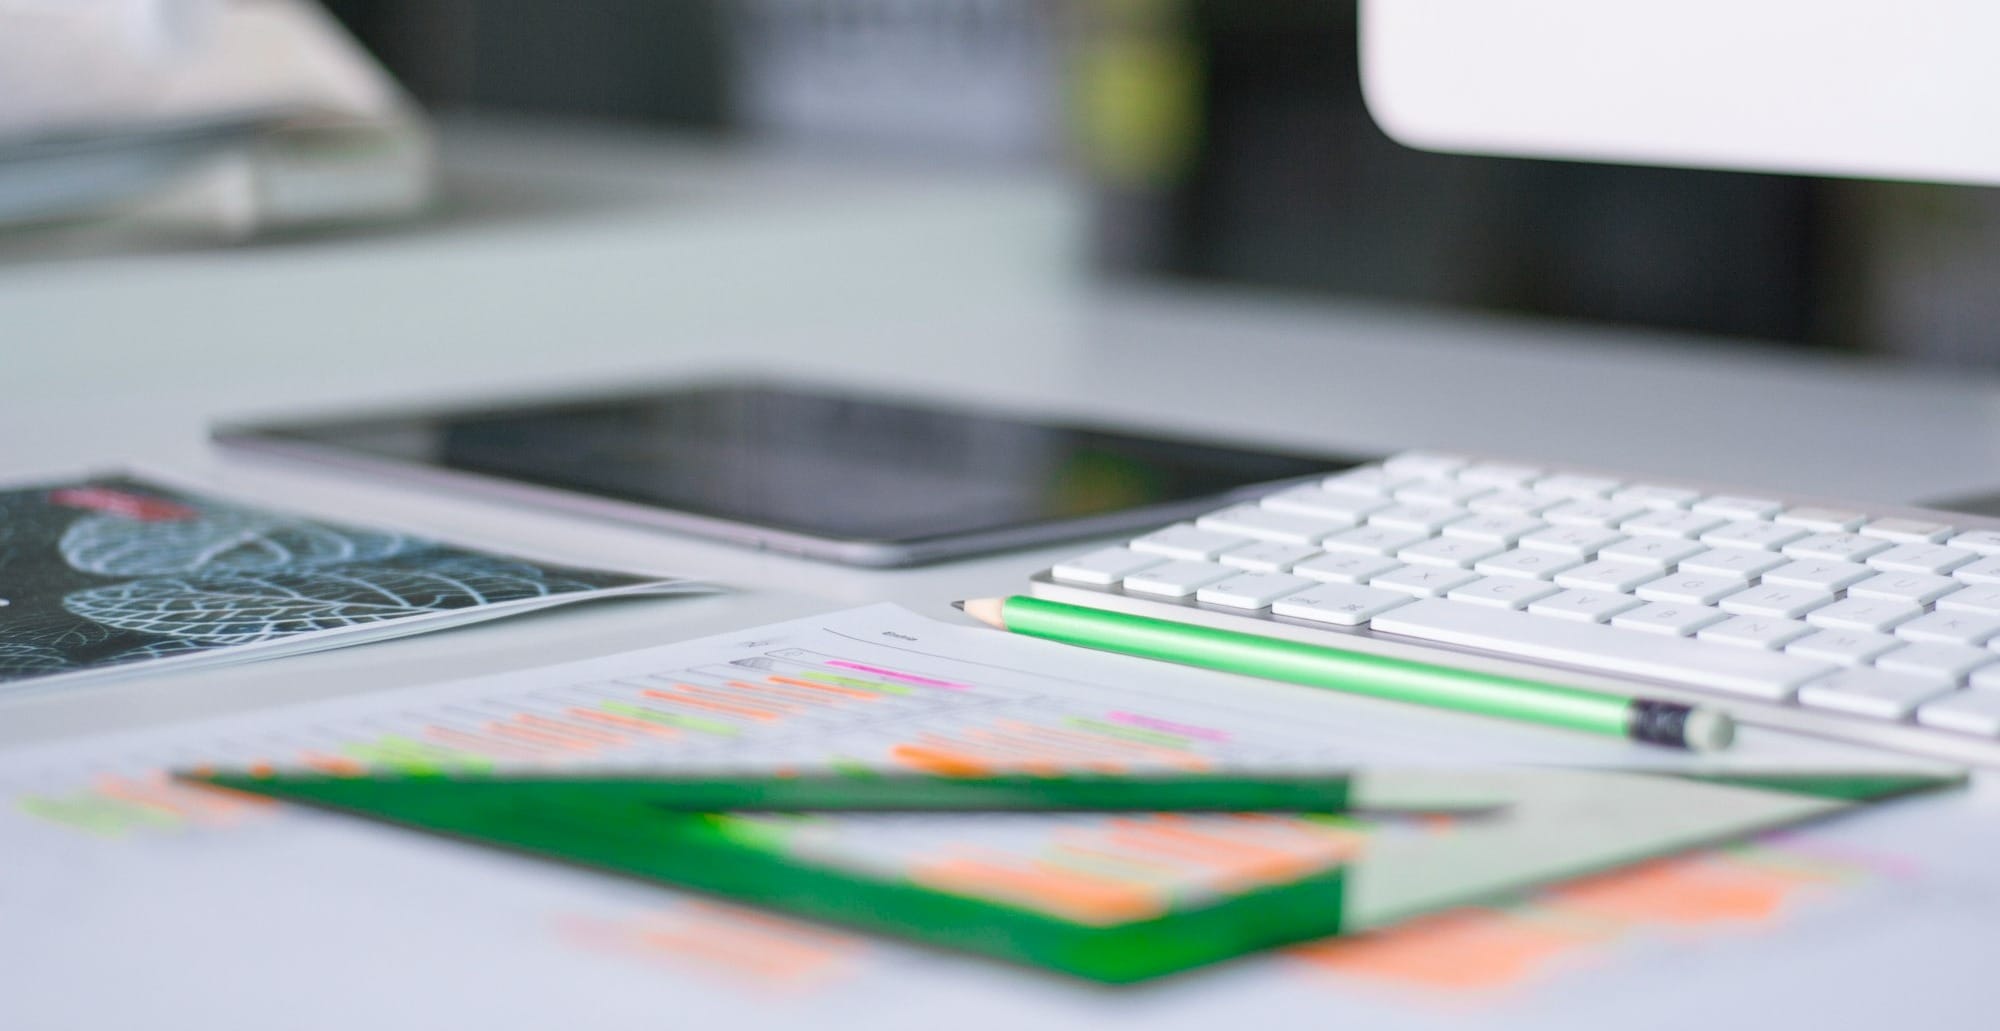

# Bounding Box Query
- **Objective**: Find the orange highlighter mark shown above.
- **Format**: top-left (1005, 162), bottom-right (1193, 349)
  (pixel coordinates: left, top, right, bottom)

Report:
top-left (1293, 908), bottom-right (1607, 992)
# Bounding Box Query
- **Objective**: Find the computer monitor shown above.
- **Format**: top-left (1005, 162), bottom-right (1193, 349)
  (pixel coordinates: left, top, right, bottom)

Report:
top-left (1359, 0), bottom-right (2000, 186)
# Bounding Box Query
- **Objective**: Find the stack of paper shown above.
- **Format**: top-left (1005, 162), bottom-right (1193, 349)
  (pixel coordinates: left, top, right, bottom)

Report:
top-left (152, 604), bottom-right (1956, 982)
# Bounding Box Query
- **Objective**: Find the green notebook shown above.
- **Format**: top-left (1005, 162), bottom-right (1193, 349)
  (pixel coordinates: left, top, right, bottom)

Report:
top-left (192, 767), bottom-right (1957, 984)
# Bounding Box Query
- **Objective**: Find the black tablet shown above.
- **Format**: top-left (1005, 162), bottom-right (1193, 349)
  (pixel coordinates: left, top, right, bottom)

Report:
top-left (214, 383), bottom-right (1361, 566)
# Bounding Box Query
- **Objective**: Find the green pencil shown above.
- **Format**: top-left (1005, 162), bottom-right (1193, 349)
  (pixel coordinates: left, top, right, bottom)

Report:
top-left (185, 770), bottom-right (1499, 814)
top-left (957, 595), bottom-right (1733, 752)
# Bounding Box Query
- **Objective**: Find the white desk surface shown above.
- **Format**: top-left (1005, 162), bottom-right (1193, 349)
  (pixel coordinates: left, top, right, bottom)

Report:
top-left (5, 120), bottom-right (1998, 1027)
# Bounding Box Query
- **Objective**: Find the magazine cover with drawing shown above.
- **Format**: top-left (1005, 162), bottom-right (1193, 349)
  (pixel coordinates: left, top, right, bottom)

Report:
top-left (0, 474), bottom-right (709, 694)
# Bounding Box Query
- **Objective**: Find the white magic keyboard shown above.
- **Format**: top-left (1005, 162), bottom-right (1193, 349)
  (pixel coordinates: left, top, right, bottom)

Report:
top-left (1033, 451), bottom-right (2000, 767)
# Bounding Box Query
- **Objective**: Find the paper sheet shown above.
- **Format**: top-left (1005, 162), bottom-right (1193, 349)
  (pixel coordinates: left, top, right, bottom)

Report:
top-left (2, 604), bottom-right (1992, 1026)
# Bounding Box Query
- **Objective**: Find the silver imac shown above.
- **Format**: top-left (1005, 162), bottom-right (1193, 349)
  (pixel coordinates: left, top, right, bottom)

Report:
top-left (1360, 0), bottom-right (2000, 186)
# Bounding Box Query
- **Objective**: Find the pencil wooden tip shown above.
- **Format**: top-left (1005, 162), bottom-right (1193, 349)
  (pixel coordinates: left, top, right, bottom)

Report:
top-left (958, 597), bottom-right (1008, 629)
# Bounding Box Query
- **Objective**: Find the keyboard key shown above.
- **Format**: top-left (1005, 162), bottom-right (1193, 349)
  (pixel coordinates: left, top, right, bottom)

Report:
top-left (1699, 521), bottom-right (1809, 552)
top-left (1219, 541), bottom-right (1322, 573)
top-left (1321, 525), bottom-right (1433, 556)
top-left (1394, 480), bottom-right (1493, 507)
top-left (1370, 504), bottom-right (1468, 533)
top-left (1861, 518), bottom-right (1954, 544)
top-left (1610, 484), bottom-right (1700, 510)
top-left (1398, 537), bottom-right (1505, 569)
top-left (1442, 513), bottom-right (1548, 545)
top-left (1955, 557), bottom-right (2000, 584)
top-left (1786, 629), bottom-right (1901, 666)
top-left (1132, 524), bottom-right (1251, 561)
top-left (1636, 573), bottom-right (1751, 607)
top-left (1323, 468), bottom-right (1413, 496)
top-left (1125, 561), bottom-right (1235, 598)
top-left (1595, 536), bottom-right (1707, 572)
top-left (1775, 507), bottom-right (1866, 532)
top-left (1292, 552), bottom-right (1404, 584)
top-left (1544, 499), bottom-right (1649, 528)
top-left (1197, 572), bottom-right (1316, 610)
top-left (1467, 490), bottom-right (1555, 515)
top-left (1916, 690), bottom-right (2000, 737)
top-left (1806, 597), bottom-right (1925, 634)
top-left (1198, 504), bottom-right (1350, 545)
top-left (1946, 530), bottom-right (2000, 556)
top-left (1611, 602), bottom-right (1727, 637)
top-left (1936, 584), bottom-right (2000, 614)
top-left (1518, 525), bottom-right (1626, 557)
top-left (1676, 548), bottom-right (1787, 579)
top-left (1698, 616), bottom-right (1812, 651)
top-left (1555, 560), bottom-right (1659, 593)
top-left (1895, 610), bottom-right (2000, 647)
top-left (1382, 451), bottom-right (1468, 479)
top-left (1458, 462), bottom-right (1543, 488)
top-left (1798, 669), bottom-right (1954, 719)
top-left (1533, 474), bottom-right (1621, 499)
top-left (1271, 583), bottom-right (1412, 626)
top-left (1620, 510), bottom-right (1726, 539)
top-left (1446, 576), bottom-right (1560, 610)
top-left (1783, 532), bottom-right (1891, 563)
top-left (1693, 495), bottom-right (1783, 520)
top-left (1761, 560), bottom-right (1873, 592)
top-left (1371, 565), bottom-right (1482, 598)
top-left (1262, 485), bottom-right (1390, 522)
top-left (1846, 572), bottom-right (1960, 606)
top-left (1875, 642), bottom-right (1995, 682)
top-left (1475, 548), bottom-right (1581, 580)
top-left (1718, 583), bottom-right (1834, 619)
top-left (1528, 589), bottom-right (1643, 623)
top-left (1052, 547), bottom-right (1165, 586)
top-left (1866, 543), bottom-right (1977, 576)
top-left (1370, 599), bottom-right (1827, 700)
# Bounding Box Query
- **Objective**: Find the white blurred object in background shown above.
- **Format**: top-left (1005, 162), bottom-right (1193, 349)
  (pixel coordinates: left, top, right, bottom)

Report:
top-left (1360, 0), bottom-right (2000, 187)
top-left (0, 0), bottom-right (225, 138)
top-left (732, 0), bottom-right (1062, 161)
top-left (0, 0), bottom-right (431, 237)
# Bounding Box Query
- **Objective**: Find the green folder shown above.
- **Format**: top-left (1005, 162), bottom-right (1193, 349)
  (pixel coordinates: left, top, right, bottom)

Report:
top-left (190, 766), bottom-right (1959, 984)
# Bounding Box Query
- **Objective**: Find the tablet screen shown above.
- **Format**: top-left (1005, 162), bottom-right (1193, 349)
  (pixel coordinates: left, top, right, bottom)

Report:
top-left (235, 384), bottom-right (1354, 545)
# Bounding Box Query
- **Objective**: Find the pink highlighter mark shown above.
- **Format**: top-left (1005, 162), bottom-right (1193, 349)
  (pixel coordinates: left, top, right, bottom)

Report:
top-left (1105, 712), bottom-right (1230, 742)
top-left (48, 487), bottom-right (198, 522)
top-left (825, 661), bottom-right (970, 690)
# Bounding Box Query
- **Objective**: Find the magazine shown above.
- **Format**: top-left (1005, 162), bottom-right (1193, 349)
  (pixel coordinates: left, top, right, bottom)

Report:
top-left (0, 474), bottom-right (712, 694)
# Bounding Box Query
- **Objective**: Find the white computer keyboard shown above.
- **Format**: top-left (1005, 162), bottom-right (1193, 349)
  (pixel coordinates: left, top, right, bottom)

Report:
top-left (1032, 451), bottom-right (2000, 767)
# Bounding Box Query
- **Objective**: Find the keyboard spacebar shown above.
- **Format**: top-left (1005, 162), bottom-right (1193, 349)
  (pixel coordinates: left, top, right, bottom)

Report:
top-left (1368, 600), bottom-right (1834, 701)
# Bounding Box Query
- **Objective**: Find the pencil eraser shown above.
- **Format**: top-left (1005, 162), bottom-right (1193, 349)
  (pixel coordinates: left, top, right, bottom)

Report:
top-left (1684, 708), bottom-right (1736, 753)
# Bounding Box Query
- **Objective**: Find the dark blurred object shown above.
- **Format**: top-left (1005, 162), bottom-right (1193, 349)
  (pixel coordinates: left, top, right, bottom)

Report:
top-left (1077, 1), bottom-right (2000, 362)
top-left (1080, 2), bottom-right (1826, 346)
top-left (321, 0), bottom-right (2000, 366)
top-left (1924, 487), bottom-right (2000, 520)
top-left (730, 0), bottom-right (1059, 158)
top-left (322, 0), bottom-right (732, 126)
top-left (327, 1), bottom-right (1057, 156)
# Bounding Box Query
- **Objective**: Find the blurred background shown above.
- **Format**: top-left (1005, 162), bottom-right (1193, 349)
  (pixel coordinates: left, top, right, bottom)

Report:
top-left (9, 0), bottom-right (2000, 367)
